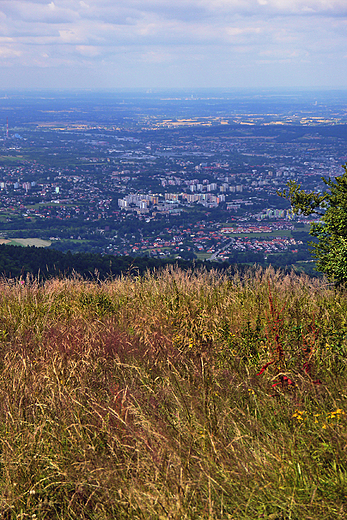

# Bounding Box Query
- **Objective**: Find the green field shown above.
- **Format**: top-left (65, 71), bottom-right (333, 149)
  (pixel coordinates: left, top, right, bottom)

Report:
top-left (196, 252), bottom-right (212, 260)
top-left (0, 155), bottom-right (25, 164)
top-left (6, 238), bottom-right (51, 247)
top-left (222, 229), bottom-right (293, 238)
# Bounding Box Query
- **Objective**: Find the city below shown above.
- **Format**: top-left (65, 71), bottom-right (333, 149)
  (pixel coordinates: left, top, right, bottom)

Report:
top-left (0, 89), bottom-right (345, 273)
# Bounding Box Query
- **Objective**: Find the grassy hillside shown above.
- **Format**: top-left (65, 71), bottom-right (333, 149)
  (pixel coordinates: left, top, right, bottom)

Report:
top-left (0, 267), bottom-right (346, 519)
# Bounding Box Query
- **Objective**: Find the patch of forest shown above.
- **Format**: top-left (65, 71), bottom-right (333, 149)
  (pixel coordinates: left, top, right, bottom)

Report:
top-left (0, 243), bottom-right (232, 280)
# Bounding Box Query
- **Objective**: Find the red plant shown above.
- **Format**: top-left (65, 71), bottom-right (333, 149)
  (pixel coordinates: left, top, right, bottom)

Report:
top-left (272, 375), bottom-right (294, 387)
top-left (265, 280), bottom-right (286, 362)
top-left (257, 281), bottom-right (322, 389)
top-left (256, 360), bottom-right (275, 376)
top-left (256, 281), bottom-right (286, 381)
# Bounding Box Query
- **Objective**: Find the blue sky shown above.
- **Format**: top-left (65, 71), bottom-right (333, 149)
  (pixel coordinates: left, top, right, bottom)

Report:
top-left (0, 0), bottom-right (346, 90)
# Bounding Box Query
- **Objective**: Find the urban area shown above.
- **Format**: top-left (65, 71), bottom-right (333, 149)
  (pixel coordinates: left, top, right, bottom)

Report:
top-left (0, 90), bottom-right (345, 270)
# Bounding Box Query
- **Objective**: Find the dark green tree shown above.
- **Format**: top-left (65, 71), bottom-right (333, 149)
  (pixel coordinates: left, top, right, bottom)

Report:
top-left (279, 163), bottom-right (347, 284)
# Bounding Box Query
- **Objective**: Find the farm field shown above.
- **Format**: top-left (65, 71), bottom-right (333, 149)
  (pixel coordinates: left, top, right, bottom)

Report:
top-left (8, 238), bottom-right (51, 247)
top-left (223, 229), bottom-right (293, 238)
top-left (0, 238), bottom-right (51, 247)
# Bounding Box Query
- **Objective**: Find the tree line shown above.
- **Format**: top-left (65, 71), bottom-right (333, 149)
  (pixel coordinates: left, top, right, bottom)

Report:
top-left (0, 244), bottom-right (232, 281)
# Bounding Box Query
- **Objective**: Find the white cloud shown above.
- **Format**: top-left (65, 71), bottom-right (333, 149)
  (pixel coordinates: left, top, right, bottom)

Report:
top-left (1, 1), bottom-right (79, 24)
top-left (0, 46), bottom-right (22, 58)
top-left (204, 0), bottom-right (347, 15)
top-left (0, 0), bottom-right (344, 87)
top-left (76, 45), bottom-right (100, 57)
top-left (59, 30), bottom-right (81, 43)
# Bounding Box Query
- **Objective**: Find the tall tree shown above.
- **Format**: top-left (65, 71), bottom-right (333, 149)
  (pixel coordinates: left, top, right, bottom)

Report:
top-left (279, 163), bottom-right (347, 284)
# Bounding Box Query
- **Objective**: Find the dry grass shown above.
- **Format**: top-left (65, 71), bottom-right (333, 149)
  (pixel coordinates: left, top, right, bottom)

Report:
top-left (0, 266), bottom-right (346, 519)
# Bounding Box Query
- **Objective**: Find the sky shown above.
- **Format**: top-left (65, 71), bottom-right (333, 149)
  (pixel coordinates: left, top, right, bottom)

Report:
top-left (0, 0), bottom-right (346, 90)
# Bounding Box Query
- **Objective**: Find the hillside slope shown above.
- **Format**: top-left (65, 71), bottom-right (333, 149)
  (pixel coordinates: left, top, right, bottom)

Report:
top-left (0, 267), bottom-right (346, 519)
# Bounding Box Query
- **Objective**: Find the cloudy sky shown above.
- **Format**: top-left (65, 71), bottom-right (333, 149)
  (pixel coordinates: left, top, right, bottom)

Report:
top-left (0, 0), bottom-right (346, 90)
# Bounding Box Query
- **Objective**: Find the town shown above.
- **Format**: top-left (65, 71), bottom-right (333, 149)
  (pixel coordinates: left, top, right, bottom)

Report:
top-left (0, 91), bottom-right (345, 270)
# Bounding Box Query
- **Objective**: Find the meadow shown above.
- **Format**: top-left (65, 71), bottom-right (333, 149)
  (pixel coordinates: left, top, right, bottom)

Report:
top-left (0, 266), bottom-right (346, 519)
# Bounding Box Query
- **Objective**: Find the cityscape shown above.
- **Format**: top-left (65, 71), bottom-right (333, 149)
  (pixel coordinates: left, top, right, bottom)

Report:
top-left (0, 90), bottom-right (345, 271)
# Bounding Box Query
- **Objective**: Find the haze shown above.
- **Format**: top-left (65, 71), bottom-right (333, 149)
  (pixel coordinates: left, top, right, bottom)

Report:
top-left (0, 0), bottom-right (346, 90)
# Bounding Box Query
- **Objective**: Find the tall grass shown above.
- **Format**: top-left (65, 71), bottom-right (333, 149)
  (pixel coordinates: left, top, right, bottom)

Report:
top-left (0, 266), bottom-right (346, 519)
